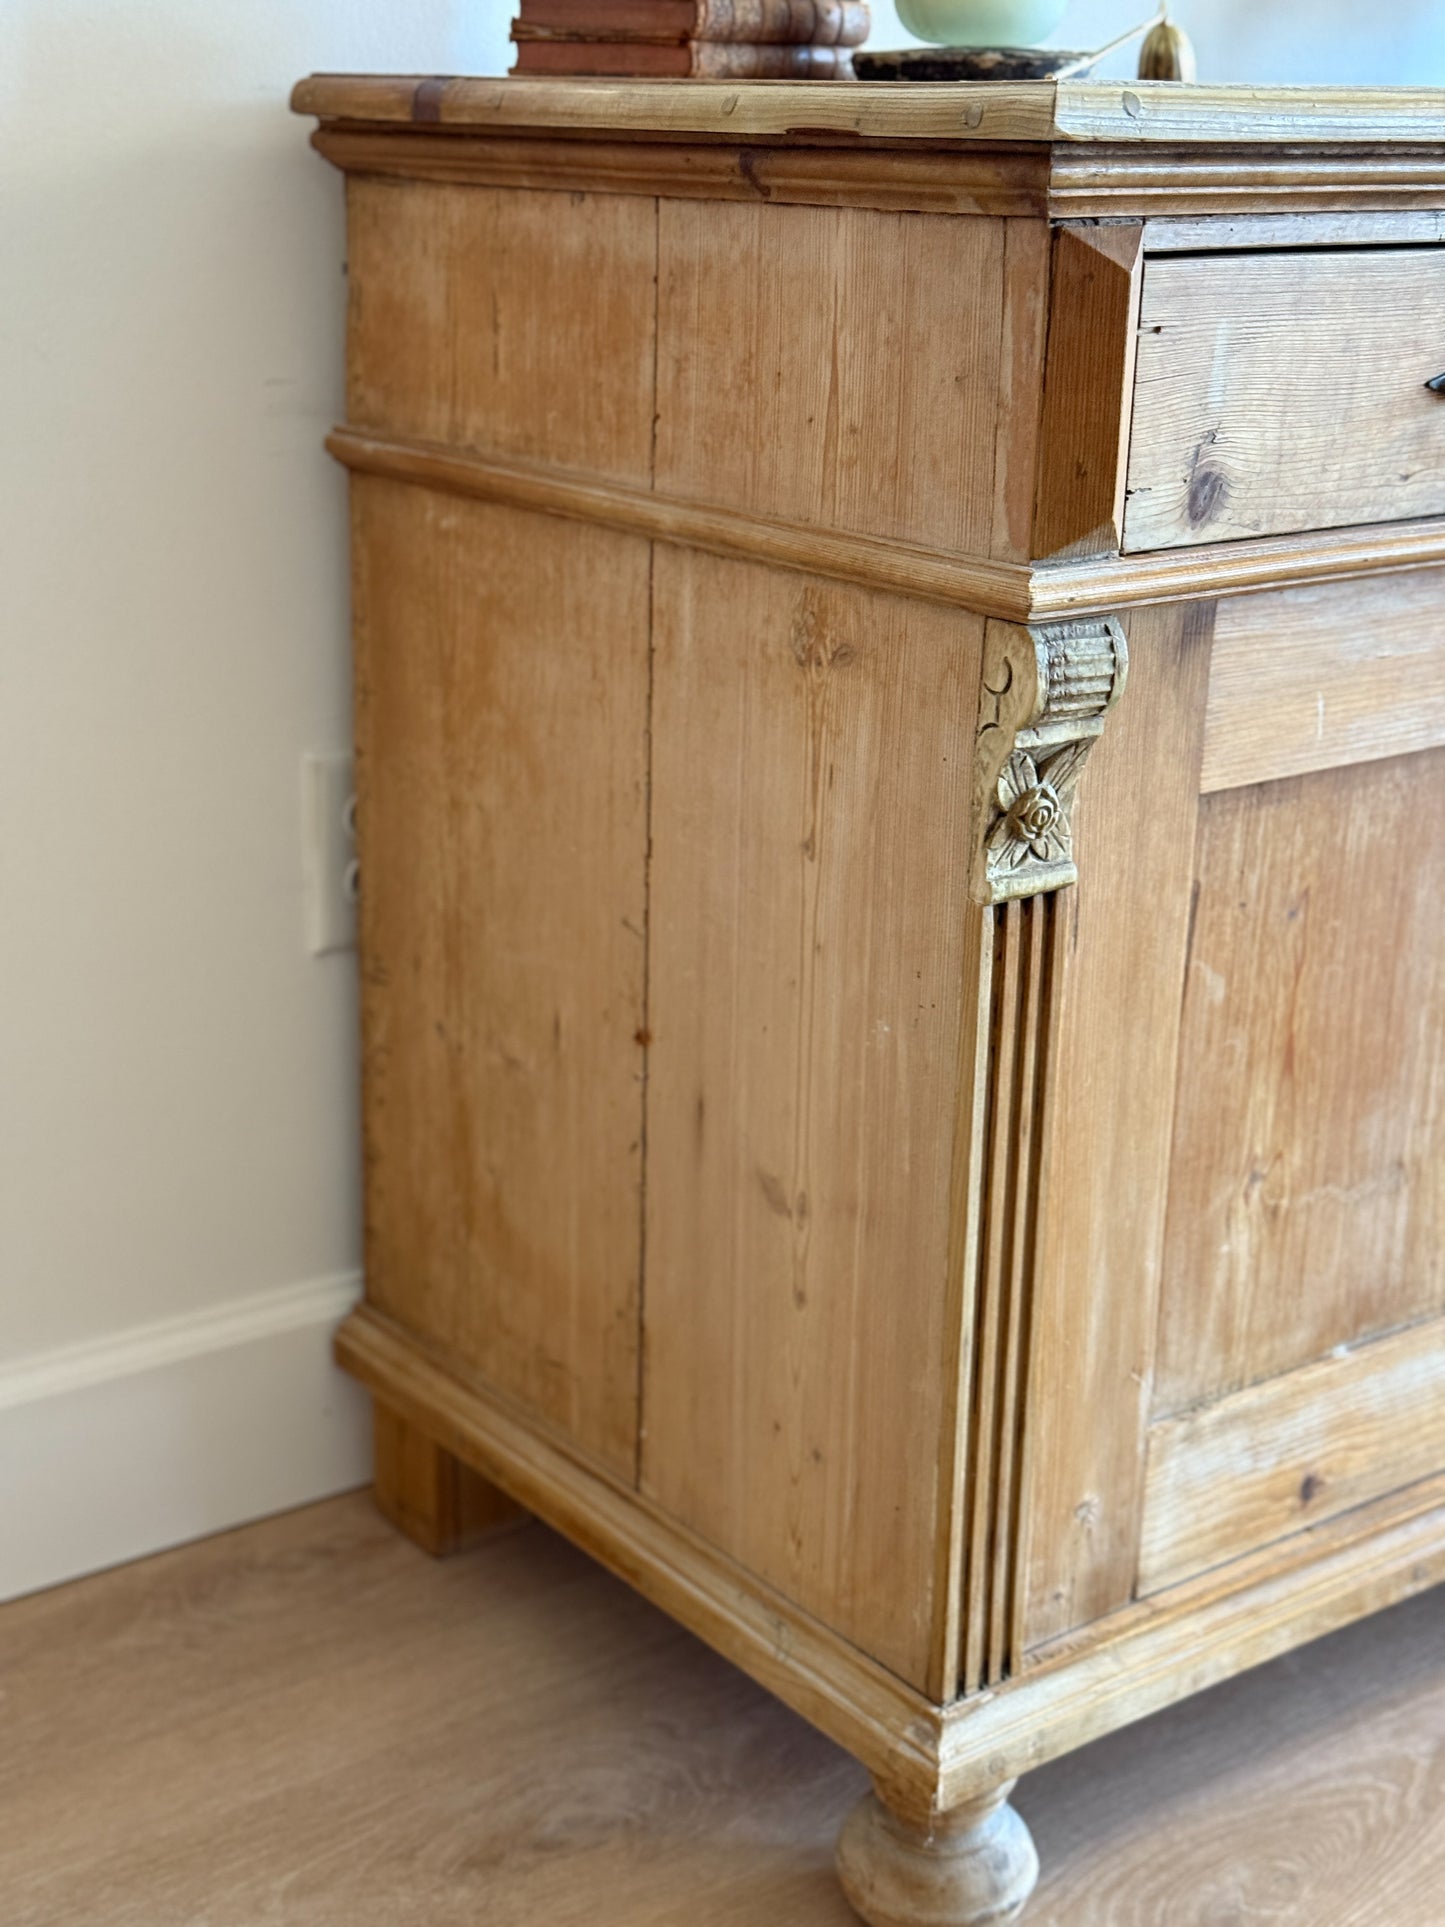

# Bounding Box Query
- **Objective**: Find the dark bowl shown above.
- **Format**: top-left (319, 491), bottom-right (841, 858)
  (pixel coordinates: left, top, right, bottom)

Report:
top-left (853, 45), bottom-right (1090, 81)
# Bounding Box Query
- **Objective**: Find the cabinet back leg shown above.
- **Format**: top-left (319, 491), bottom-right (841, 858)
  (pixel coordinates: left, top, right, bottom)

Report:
top-left (836, 1779), bottom-right (1038, 1927)
top-left (372, 1402), bottom-right (526, 1556)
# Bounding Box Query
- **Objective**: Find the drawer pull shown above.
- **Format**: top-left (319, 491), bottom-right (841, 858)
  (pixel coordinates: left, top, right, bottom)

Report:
top-left (1427, 372), bottom-right (1445, 393)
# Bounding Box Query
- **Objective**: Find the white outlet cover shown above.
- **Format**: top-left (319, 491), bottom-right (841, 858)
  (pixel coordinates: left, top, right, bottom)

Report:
top-left (301, 752), bottom-right (357, 956)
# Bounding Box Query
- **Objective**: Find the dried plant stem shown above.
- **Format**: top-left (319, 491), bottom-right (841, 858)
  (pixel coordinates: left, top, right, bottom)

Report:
top-left (1053, 7), bottom-right (1169, 80)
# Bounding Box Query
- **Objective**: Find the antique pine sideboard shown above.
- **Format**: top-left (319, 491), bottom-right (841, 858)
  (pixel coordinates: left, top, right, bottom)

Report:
top-left (293, 74), bottom-right (1445, 1924)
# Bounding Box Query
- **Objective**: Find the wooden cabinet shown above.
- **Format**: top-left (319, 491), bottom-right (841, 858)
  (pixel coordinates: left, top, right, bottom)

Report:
top-left (295, 74), bottom-right (1445, 1926)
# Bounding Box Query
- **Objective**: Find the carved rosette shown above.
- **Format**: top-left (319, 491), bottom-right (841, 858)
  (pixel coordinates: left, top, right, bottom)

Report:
top-left (971, 617), bottom-right (1129, 904)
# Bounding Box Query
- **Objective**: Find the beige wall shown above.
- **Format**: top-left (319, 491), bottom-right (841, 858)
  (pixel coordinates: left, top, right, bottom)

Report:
top-left (877, 0), bottom-right (1445, 80)
top-left (0, 5), bottom-right (504, 1369)
top-left (0, 1), bottom-right (511, 1598)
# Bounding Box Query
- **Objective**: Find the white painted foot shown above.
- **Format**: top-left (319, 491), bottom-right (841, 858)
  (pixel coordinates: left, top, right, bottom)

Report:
top-left (836, 1782), bottom-right (1039, 1927)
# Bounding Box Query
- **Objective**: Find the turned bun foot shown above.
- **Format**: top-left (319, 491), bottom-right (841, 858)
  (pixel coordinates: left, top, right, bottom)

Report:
top-left (836, 1782), bottom-right (1039, 1927)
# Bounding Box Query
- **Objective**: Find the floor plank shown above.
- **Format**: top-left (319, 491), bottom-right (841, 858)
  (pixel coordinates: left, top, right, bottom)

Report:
top-left (1, 1494), bottom-right (1440, 1925)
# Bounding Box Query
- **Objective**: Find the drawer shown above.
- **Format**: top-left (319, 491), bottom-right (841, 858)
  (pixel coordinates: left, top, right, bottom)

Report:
top-left (1123, 247), bottom-right (1445, 552)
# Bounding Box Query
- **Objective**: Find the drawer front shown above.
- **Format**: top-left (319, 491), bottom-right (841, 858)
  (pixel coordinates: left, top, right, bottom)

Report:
top-left (1123, 247), bottom-right (1445, 552)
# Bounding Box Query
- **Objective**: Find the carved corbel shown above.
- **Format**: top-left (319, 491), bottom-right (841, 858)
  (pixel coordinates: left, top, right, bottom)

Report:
top-left (971, 616), bottom-right (1129, 905)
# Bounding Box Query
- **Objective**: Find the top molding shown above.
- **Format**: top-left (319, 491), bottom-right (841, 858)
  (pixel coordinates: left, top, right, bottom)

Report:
top-left (291, 75), bottom-right (1445, 149)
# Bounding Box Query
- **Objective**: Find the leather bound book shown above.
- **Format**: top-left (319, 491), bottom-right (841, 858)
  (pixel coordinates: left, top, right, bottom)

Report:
top-left (512, 0), bottom-right (870, 45)
top-left (511, 39), bottom-right (857, 74)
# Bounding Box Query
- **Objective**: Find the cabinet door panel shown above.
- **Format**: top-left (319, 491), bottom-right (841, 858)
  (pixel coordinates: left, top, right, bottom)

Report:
top-left (1021, 582), bottom-right (1445, 1646)
top-left (1202, 572), bottom-right (1445, 794)
top-left (1156, 749), bottom-right (1445, 1416)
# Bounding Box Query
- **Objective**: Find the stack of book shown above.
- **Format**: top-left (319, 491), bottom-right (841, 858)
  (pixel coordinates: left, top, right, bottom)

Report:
top-left (511, 0), bottom-right (870, 78)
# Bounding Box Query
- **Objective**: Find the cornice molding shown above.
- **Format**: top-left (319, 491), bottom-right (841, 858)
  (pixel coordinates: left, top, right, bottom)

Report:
top-left (313, 127), bottom-right (1050, 217)
top-left (292, 75), bottom-right (1445, 152)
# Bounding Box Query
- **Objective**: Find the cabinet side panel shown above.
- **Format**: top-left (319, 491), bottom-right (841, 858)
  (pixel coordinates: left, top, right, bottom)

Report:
top-left (353, 481), bottom-right (650, 1476)
top-left (346, 177), bottom-right (658, 481)
top-left (642, 550), bottom-right (984, 1690)
top-left (655, 203), bottom-right (1045, 561)
top-left (1018, 601), bottom-right (1214, 1651)
top-left (1156, 748), bottom-right (1445, 1413)
top-left (1030, 222), bottom-right (1143, 560)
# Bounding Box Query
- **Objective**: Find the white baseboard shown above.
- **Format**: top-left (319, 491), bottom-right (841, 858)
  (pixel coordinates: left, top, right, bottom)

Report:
top-left (0, 1274), bottom-right (372, 1603)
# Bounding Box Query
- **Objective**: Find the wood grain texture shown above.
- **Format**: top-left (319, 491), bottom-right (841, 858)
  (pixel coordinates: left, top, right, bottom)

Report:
top-left (1156, 749), bottom-right (1445, 1414)
top-left (942, 1471), bottom-right (1445, 1802)
top-left (641, 549), bottom-right (985, 1691)
top-left (294, 73), bottom-right (1065, 141)
top-left (837, 1782), bottom-right (1039, 1926)
top-left (340, 1304), bottom-right (1445, 1819)
top-left (1030, 514), bottom-right (1445, 621)
top-left (312, 127), bottom-right (1445, 225)
top-left (1125, 249), bottom-right (1445, 552)
top-left (352, 480), bottom-right (649, 1475)
top-left (346, 177), bottom-right (656, 479)
top-left (1020, 1573), bottom-right (1445, 1927)
top-left (312, 124), bottom-right (1445, 225)
top-left (308, 89), bottom-right (1445, 1883)
top-left (958, 896), bottom-right (1062, 1696)
top-left (1201, 571), bottom-right (1445, 793)
top-left (1049, 144), bottom-right (1445, 218)
top-left (655, 201), bottom-right (1045, 561)
top-left (7, 1494), bottom-right (1444, 1926)
top-left (1017, 601), bottom-right (1215, 1651)
top-left (372, 1403), bottom-right (525, 1555)
top-left (995, 218), bottom-right (1055, 568)
top-left (327, 428), bottom-right (1445, 629)
top-left (1031, 223), bottom-right (1143, 560)
top-left (338, 1303), bottom-right (941, 1804)
top-left (1145, 208), bottom-right (1445, 251)
top-left (314, 128), bottom-right (1051, 216)
top-left (1048, 81), bottom-right (1445, 147)
top-left (0, 1495), bottom-right (868, 1927)
top-left (292, 74), bottom-right (1445, 148)
top-left (927, 897), bottom-right (994, 1705)
top-left (1141, 1315), bottom-right (1445, 1594)
top-left (326, 427), bottom-right (1035, 620)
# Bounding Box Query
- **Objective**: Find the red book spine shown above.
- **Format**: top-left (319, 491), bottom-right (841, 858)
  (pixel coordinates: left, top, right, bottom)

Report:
top-left (514, 0), bottom-right (870, 47)
top-left (511, 38), bottom-right (857, 75)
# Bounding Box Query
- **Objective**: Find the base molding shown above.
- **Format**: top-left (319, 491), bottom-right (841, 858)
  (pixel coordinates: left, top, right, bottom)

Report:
top-left (0, 1275), bottom-right (370, 1602)
top-left (338, 1304), bottom-right (1445, 1816)
top-left (936, 1470), bottom-right (1445, 1805)
top-left (336, 1305), bottom-right (938, 1801)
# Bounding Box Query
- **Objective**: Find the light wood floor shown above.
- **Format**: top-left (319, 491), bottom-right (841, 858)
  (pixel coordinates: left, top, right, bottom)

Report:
top-left (4, 1493), bottom-right (1442, 1925)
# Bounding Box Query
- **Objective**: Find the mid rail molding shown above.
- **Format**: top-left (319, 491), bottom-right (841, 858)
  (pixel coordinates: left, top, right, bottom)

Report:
top-left (972, 617), bottom-right (1129, 904)
top-left (330, 429), bottom-right (1445, 625)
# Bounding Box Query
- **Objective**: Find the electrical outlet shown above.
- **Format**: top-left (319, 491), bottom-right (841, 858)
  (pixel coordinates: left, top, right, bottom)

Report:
top-left (302, 753), bottom-right (358, 955)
